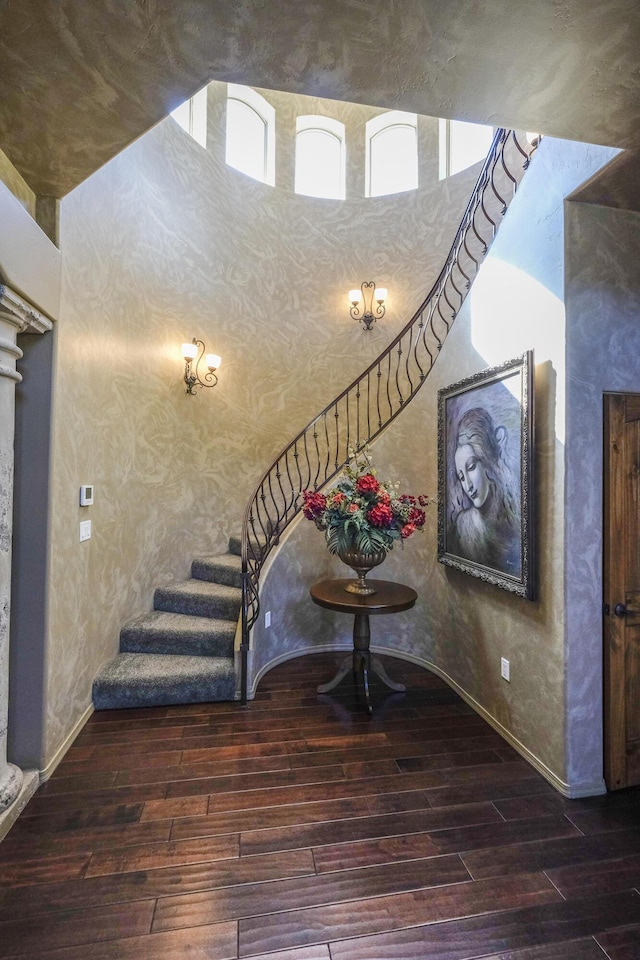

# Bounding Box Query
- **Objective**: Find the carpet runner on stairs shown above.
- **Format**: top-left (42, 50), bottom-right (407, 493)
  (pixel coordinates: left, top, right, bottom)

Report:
top-left (92, 540), bottom-right (241, 709)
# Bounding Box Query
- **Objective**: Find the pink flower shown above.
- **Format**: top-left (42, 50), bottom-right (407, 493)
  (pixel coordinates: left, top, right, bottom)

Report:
top-left (356, 474), bottom-right (379, 495)
top-left (368, 503), bottom-right (394, 528)
top-left (401, 522), bottom-right (416, 539)
top-left (329, 492), bottom-right (346, 506)
top-left (348, 502), bottom-right (360, 513)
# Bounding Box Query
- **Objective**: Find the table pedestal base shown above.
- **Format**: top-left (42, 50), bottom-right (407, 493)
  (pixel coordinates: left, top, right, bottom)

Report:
top-left (316, 611), bottom-right (405, 713)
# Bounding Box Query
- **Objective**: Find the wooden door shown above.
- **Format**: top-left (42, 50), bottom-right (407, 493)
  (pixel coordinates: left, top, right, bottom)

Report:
top-left (603, 392), bottom-right (640, 790)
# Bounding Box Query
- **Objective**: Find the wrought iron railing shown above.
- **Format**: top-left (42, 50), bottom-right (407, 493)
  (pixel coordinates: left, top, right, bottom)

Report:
top-left (240, 128), bottom-right (539, 703)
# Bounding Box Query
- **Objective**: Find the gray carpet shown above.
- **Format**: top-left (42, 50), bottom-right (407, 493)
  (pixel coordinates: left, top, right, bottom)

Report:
top-left (92, 541), bottom-right (241, 709)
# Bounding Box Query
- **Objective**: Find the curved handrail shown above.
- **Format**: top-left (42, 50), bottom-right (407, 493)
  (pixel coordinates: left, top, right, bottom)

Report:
top-left (240, 128), bottom-right (540, 703)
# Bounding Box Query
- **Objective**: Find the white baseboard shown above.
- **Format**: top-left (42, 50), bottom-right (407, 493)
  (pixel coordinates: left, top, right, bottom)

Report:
top-left (372, 646), bottom-right (606, 799)
top-left (40, 702), bottom-right (95, 782)
top-left (247, 643), bottom-right (352, 700)
top-left (246, 644), bottom-right (605, 798)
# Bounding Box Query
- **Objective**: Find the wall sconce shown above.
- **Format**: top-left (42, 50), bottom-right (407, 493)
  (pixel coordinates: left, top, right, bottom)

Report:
top-left (348, 281), bottom-right (387, 330)
top-left (182, 338), bottom-right (221, 394)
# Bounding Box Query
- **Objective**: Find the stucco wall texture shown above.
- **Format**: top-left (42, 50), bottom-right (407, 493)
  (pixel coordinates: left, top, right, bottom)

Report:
top-left (14, 79), bottom-right (626, 796)
top-left (0, 1), bottom-right (637, 197)
top-left (564, 200), bottom-right (640, 789)
top-left (42, 85), bottom-right (477, 763)
top-left (255, 136), bottom-right (619, 796)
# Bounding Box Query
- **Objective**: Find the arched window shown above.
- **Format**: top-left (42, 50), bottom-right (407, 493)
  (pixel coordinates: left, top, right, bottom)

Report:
top-left (366, 111), bottom-right (418, 197)
top-left (439, 119), bottom-right (494, 178)
top-left (170, 85), bottom-right (208, 149)
top-left (225, 84), bottom-right (275, 186)
top-left (295, 116), bottom-right (346, 200)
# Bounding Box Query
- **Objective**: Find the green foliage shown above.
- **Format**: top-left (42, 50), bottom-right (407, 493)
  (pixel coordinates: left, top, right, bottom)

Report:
top-left (326, 521), bottom-right (390, 556)
top-left (301, 445), bottom-right (431, 557)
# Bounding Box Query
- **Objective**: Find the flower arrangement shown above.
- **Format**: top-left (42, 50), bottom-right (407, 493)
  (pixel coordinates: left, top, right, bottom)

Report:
top-left (301, 447), bottom-right (431, 556)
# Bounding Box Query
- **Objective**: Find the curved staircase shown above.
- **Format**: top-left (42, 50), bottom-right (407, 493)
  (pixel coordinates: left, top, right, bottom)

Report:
top-left (92, 129), bottom-right (539, 711)
top-left (92, 539), bottom-right (241, 709)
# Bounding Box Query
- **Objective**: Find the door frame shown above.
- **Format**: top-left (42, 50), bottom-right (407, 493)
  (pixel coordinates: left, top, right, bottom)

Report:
top-left (602, 391), bottom-right (640, 790)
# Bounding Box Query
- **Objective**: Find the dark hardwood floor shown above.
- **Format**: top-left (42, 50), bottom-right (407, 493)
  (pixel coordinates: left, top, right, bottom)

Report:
top-left (1, 653), bottom-right (640, 959)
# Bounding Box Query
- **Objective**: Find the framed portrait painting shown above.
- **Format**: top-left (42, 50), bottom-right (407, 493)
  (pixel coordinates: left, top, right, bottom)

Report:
top-left (437, 351), bottom-right (534, 599)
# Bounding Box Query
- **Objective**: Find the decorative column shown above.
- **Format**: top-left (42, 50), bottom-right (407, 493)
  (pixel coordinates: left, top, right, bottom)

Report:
top-left (0, 284), bottom-right (51, 819)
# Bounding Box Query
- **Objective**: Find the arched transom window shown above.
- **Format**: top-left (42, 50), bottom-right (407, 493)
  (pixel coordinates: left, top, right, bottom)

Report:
top-left (366, 111), bottom-right (418, 198)
top-left (295, 115), bottom-right (346, 200)
top-left (225, 84), bottom-right (276, 186)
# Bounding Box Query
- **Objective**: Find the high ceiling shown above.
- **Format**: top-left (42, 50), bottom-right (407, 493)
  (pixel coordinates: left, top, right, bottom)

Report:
top-left (0, 0), bottom-right (638, 198)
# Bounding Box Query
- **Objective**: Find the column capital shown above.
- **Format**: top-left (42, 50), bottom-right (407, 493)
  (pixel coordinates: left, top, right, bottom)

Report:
top-left (0, 283), bottom-right (52, 383)
top-left (0, 284), bottom-right (53, 335)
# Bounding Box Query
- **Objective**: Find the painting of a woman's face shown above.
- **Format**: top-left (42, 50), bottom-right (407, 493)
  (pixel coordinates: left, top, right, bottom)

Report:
top-left (439, 352), bottom-right (533, 598)
top-left (454, 442), bottom-right (491, 509)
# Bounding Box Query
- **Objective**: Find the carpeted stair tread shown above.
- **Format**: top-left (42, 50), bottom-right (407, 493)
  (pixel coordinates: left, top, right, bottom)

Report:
top-left (154, 579), bottom-right (241, 619)
top-left (93, 653), bottom-right (236, 709)
top-left (92, 537), bottom-right (243, 712)
top-left (191, 553), bottom-right (242, 587)
top-left (120, 610), bottom-right (235, 657)
top-left (228, 535), bottom-right (270, 560)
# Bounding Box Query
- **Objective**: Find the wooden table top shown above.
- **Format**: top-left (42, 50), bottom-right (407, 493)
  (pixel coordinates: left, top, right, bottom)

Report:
top-left (310, 579), bottom-right (417, 615)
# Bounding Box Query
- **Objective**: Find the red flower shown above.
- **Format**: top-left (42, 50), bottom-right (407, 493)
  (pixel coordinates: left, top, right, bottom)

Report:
top-left (330, 492), bottom-right (346, 505)
top-left (401, 522), bottom-right (416, 539)
top-left (356, 474), bottom-right (379, 495)
top-left (409, 507), bottom-right (426, 527)
top-left (302, 490), bottom-right (327, 520)
top-left (348, 502), bottom-right (360, 513)
top-left (368, 503), bottom-right (394, 528)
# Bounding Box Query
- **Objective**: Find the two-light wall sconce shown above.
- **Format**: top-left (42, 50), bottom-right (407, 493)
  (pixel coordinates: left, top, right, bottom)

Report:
top-left (349, 281), bottom-right (387, 330)
top-left (182, 338), bottom-right (221, 395)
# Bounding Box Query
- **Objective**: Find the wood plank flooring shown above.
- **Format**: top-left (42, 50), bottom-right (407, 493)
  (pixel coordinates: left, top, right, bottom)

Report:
top-left (1, 652), bottom-right (640, 959)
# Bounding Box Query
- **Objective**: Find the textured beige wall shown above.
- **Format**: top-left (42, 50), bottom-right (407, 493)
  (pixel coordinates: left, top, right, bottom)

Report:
top-left (564, 198), bottom-right (640, 789)
top-left (42, 84), bottom-right (479, 761)
top-left (255, 136), bottom-right (618, 795)
top-left (0, 149), bottom-right (35, 218)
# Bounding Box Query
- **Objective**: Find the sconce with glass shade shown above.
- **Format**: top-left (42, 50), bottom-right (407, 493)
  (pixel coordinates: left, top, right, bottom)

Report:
top-left (182, 338), bottom-right (221, 394)
top-left (349, 281), bottom-right (387, 330)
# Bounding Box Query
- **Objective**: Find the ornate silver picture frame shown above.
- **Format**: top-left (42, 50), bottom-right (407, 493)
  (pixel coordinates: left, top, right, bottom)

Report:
top-left (437, 351), bottom-right (534, 599)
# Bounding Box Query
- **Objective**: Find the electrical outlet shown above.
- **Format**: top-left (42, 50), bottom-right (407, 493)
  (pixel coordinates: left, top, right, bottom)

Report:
top-left (500, 657), bottom-right (510, 682)
top-left (265, 610), bottom-right (271, 628)
top-left (79, 520), bottom-right (92, 542)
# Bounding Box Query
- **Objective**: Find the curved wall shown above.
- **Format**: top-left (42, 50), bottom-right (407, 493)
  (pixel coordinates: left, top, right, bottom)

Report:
top-left (255, 136), bottom-right (619, 797)
top-left (7, 81), bottom-right (625, 798)
top-left (37, 84), bottom-right (480, 764)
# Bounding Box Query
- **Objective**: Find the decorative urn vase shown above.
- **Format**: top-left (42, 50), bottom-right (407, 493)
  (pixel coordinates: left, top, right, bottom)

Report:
top-left (337, 547), bottom-right (386, 595)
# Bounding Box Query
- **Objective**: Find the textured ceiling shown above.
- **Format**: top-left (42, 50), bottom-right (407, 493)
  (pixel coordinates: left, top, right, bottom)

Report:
top-left (0, 0), bottom-right (638, 198)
